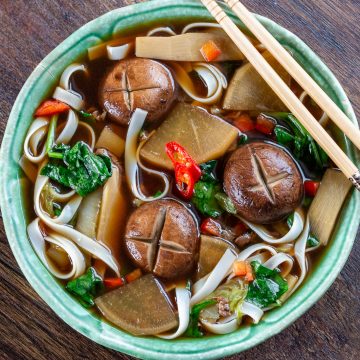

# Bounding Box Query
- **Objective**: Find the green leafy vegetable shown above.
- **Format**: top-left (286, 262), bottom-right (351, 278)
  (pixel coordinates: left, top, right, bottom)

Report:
top-left (79, 110), bottom-right (95, 122)
top-left (274, 126), bottom-right (294, 146)
top-left (192, 181), bottom-right (223, 217)
top-left (215, 192), bottom-right (237, 215)
top-left (45, 114), bottom-right (59, 153)
top-left (185, 299), bottom-right (217, 337)
top-left (41, 141), bottom-right (112, 197)
top-left (287, 213), bottom-right (294, 228)
top-left (245, 261), bottom-right (288, 308)
top-left (66, 268), bottom-right (103, 308)
top-left (269, 112), bottom-right (328, 170)
top-left (153, 190), bottom-right (163, 198)
top-left (48, 143), bottom-right (70, 159)
top-left (199, 160), bottom-right (218, 183)
top-left (53, 202), bottom-right (62, 217)
top-left (307, 234), bottom-right (320, 248)
top-left (287, 214), bottom-right (319, 248)
top-left (238, 133), bottom-right (248, 145)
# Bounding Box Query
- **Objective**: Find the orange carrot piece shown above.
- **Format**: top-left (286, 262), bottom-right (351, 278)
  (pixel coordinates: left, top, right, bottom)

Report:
top-left (233, 261), bottom-right (247, 276)
top-left (125, 268), bottom-right (142, 283)
top-left (245, 263), bottom-right (254, 282)
top-left (35, 99), bottom-right (70, 117)
top-left (232, 113), bottom-right (255, 132)
top-left (200, 40), bottom-right (222, 62)
top-left (104, 277), bottom-right (124, 289)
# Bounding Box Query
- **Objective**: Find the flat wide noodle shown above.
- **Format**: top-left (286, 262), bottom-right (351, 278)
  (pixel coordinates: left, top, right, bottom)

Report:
top-left (169, 62), bottom-right (227, 104)
top-left (157, 287), bottom-right (191, 339)
top-left (191, 248), bottom-right (238, 306)
top-left (23, 117), bottom-right (49, 163)
top-left (107, 43), bottom-right (134, 60)
top-left (27, 218), bottom-right (86, 280)
top-left (236, 208), bottom-right (305, 244)
top-left (34, 175), bottom-right (120, 275)
top-left (53, 86), bottom-right (84, 111)
top-left (59, 63), bottom-right (87, 91)
top-left (125, 108), bottom-right (169, 202)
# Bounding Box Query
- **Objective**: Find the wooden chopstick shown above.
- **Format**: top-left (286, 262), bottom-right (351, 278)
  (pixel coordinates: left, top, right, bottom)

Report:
top-left (223, 0), bottom-right (360, 151)
top-left (200, 0), bottom-right (360, 191)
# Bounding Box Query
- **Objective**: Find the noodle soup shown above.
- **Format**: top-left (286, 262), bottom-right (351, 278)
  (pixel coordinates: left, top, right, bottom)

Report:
top-left (20, 21), bottom-right (352, 338)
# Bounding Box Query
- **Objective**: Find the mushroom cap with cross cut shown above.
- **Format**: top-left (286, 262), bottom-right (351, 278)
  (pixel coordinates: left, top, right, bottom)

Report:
top-left (224, 142), bottom-right (304, 224)
top-left (99, 58), bottom-right (176, 126)
top-left (124, 199), bottom-right (199, 279)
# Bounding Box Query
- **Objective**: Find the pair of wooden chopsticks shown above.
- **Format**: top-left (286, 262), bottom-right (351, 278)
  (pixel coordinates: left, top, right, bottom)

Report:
top-left (201, 0), bottom-right (360, 191)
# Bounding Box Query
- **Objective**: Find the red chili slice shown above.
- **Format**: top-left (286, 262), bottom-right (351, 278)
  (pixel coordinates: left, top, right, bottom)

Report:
top-left (174, 164), bottom-right (196, 200)
top-left (165, 141), bottom-right (201, 180)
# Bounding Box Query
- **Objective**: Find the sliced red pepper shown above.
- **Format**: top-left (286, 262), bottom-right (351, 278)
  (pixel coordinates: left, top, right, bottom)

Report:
top-left (104, 277), bottom-right (124, 289)
top-left (231, 113), bottom-right (255, 132)
top-left (304, 180), bottom-right (320, 197)
top-left (200, 218), bottom-right (223, 237)
top-left (175, 164), bottom-right (196, 200)
top-left (255, 114), bottom-right (276, 135)
top-left (165, 141), bottom-right (201, 181)
top-left (35, 99), bottom-right (70, 117)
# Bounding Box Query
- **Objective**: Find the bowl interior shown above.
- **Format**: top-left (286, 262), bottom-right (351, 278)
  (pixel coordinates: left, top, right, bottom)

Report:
top-left (0, 0), bottom-right (359, 359)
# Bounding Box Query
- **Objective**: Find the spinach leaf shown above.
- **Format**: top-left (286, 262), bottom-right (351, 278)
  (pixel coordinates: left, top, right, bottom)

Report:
top-left (200, 160), bottom-right (218, 183)
top-left (307, 234), bottom-right (320, 248)
top-left (215, 192), bottom-right (237, 215)
top-left (245, 261), bottom-right (288, 308)
top-left (66, 267), bottom-right (103, 308)
top-left (269, 112), bottom-right (328, 170)
top-left (41, 141), bottom-right (112, 197)
top-left (185, 299), bottom-right (217, 337)
top-left (192, 181), bottom-right (223, 217)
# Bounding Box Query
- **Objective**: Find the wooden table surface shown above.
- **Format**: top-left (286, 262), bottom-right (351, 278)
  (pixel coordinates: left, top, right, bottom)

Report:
top-left (0, 0), bottom-right (359, 359)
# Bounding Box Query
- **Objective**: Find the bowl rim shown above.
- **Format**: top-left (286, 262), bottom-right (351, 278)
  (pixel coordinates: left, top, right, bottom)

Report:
top-left (1, 0), bottom-right (359, 359)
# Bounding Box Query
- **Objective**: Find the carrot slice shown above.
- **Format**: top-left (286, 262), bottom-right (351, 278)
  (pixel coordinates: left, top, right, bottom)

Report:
top-left (200, 40), bottom-right (222, 62)
top-left (233, 261), bottom-right (247, 276)
top-left (125, 268), bottom-right (142, 283)
top-left (35, 99), bottom-right (70, 117)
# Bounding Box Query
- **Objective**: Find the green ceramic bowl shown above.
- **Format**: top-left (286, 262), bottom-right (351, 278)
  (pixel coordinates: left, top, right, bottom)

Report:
top-left (1, 0), bottom-right (359, 358)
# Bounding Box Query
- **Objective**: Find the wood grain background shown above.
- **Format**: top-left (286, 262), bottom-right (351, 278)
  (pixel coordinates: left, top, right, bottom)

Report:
top-left (0, 1), bottom-right (359, 359)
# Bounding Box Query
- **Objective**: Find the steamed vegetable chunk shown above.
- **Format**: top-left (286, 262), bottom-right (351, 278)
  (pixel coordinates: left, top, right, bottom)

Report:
top-left (95, 275), bottom-right (178, 335)
top-left (223, 52), bottom-right (289, 111)
top-left (140, 103), bottom-right (239, 170)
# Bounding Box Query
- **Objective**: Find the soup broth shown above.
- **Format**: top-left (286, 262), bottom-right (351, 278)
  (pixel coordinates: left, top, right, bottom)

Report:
top-left (20, 20), bottom-right (351, 339)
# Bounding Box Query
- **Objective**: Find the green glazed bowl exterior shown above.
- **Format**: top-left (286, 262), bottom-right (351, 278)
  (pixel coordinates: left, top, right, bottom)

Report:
top-left (0, 0), bottom-right (359, 359)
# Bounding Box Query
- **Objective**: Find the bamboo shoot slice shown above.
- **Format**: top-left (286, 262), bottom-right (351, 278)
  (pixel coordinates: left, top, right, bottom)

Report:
top-left (140, 103), bottom-right (239, 170)
top-left (308, 168), bottom-right (352, 245)
top-left (95, 152), bottom-right (128, 276)
top-left (136, 32), bottom-right (244, 62)
top-left (223, 52), bottom-right (290, 111)
top-left (96, 126), bottom-right (125, 158)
